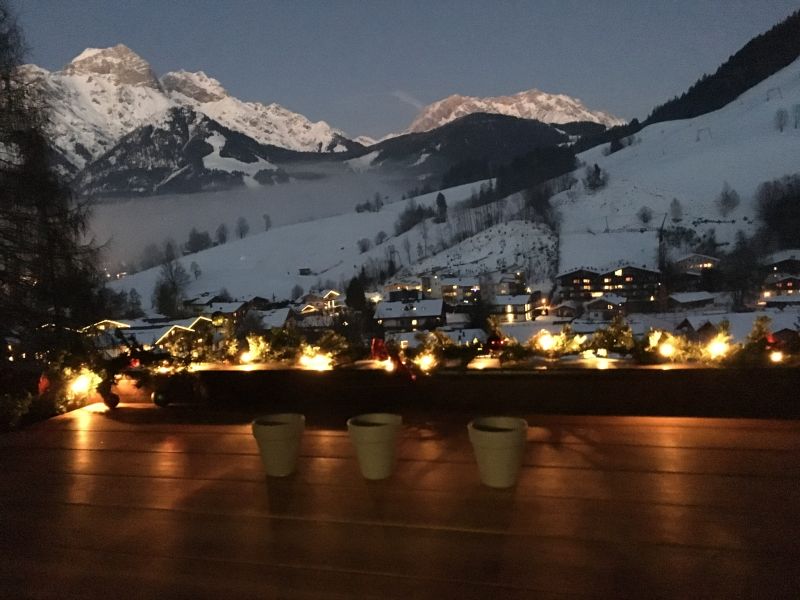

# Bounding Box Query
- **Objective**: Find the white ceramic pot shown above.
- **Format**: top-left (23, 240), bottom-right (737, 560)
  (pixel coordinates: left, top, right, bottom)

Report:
top-left (347, 413), bottom-right (403, 480)
top-left (251, 413), bottom-right (305, 477)
top-left (468, 416), bottom-right (528, 488)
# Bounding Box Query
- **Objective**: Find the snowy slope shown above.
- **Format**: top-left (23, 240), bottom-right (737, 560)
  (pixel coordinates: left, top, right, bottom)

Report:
top-left (107, 181), bottom-right (555, 312)
top-left (553, 56), bottom-right (800, 265)
top-left (107, 181), bottom-right (486, 308)
top-left (409, 89), bottom-right (624, 133)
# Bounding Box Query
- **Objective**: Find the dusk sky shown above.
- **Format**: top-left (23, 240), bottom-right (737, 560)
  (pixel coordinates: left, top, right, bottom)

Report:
top-left (18, 0), bottom-right (800, 137)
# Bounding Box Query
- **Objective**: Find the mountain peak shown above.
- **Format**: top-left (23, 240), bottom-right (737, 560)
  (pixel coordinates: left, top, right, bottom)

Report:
top-left (63, 44), bottom-right (160, 88)
top-left (408, 88), bottom-right (625, 133)
top-left (161, 70), bottom-right (228, 103)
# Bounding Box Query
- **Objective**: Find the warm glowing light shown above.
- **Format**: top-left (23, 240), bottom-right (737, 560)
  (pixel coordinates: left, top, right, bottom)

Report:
top-left (298, 349), bottom-right (333, 371)
top-left (596, 348), bottom-right (608, 357)
top-left (156, 365), bottom-right (173, 374)
top-left (770, 351), bottom-right (784, 363)
top-left (658, 342), bottom-right (675, 358)
top-left (536, 331), bottom-right (555, 352)
top-left (468, 355), bottom-right (501, 370)
top-left (706, 336), bottom-right (729, 360)
top-left (414, 353), bottom-right (437, 372)
top-left (240, 351), bottom-right (254, 364)
top-left (69, 373), bottom-right (93, 396)
top-left (67, 369), bottom-right (101, 400)
top-left (595, 357), bottom-right (611, 370)
top-left (382, 359), bottom-right (395, 372)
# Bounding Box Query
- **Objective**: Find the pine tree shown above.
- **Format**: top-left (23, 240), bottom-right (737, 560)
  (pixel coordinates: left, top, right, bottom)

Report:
top-left (0, 2), bottom-right (98, 347)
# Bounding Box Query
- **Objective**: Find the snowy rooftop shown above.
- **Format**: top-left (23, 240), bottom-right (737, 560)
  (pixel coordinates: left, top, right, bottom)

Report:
top-left (439, 276), bottom-right (480, 288)
top-left (493, 294), bottom-right (532, 306)
top-left (374, 299), bottom-right (444, 319)
top-left (764, 249), bottom-right (800, 265)
top-left (668, 292), bottom-right (716, 304)
top-left (558, 230), bottom-right (660, 276)
top-left (255, 308), bottom-right (291, 329)
top-left (587, 294), bottom-right (627, 306)
top-left (678, 310), bottom-right (800, 342)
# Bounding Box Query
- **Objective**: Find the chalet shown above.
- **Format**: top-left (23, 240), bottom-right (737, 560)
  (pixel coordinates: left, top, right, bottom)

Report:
top-left (597, 264), bottom-right (660, 310)
top-left (78, 320), bottom-right (132, 358)
top-left (554, 268), bottom-right (601, 302)
top-left (763, 295), bottom-right (800, 309)
top-left (297, 290), bottom-right (344, 315)
top-left (490, 294), bottom-right (534, 323)
top-left (672, 253), bottom-right (720, 292)
top-left (675, 253), bottom-right (720, 273)
top-left (668, 292), bottom-right (715, 311)
top-left (761, 274), bottom-right (800, 300)
top-left (486, 269), bottom-right (526, 296)
top-left (551, 300), bottom-right (580, 320)
top-left (374, 299), bottom-right (445, 332)
top-left (584, 294), bottom-right (627, 321)
top-left (384, 279), bottom-right (423, 303)
top-left (763, 249), bottom-right (800, 275)
top-left (253, 307), bottom-right (294, 330)
top-left (123, 316), bottom-right (217, 357)
top-left (421, 274), bottom-right (480, 305)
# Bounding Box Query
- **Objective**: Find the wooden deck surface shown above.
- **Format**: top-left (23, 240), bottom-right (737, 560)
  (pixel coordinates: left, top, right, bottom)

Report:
top-left (2, 401), bottom-right (800, 599)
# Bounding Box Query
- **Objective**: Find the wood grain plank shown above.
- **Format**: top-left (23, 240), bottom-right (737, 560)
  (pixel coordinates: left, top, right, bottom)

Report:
top-left (2, 502), bottom-right (797, 599)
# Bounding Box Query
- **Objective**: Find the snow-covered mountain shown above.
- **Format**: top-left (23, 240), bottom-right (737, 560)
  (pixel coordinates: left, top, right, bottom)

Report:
top-left (408, 89), bottom-right (625, 133)
top-left (21, 44), bottom-right (353, 174)
top-left (159, 70), bottom-right (355, 153)
top-left (74, 106), bottom-right (295, 196)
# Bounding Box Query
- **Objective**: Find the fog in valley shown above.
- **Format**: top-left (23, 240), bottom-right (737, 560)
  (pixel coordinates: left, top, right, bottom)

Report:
top-left (89, 168), bottom-right (408, 270)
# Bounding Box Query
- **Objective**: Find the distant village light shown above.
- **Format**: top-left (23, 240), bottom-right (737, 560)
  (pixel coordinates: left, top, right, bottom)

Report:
top-left (240, 350), bottom-right (254, 364)
top-left (770, 351), bottom-right (784, 364)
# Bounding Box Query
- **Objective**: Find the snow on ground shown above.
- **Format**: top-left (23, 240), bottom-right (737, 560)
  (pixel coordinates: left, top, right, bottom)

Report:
top-left (553, 56), bottom-right (800, 260)
top-left (108, 181), bottom-right (489, 310)
top-left (410, 220), bottom-right (556, 279)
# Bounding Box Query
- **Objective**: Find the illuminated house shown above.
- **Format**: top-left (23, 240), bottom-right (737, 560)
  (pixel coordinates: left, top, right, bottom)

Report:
top-left (420, 274), bottom-right (480, 305)
top-left (489, 294), bottom-right (534, 323)
top-left (297, 289), bottom-right (344, 315)
top-left (675, 253), bottom-right (720, 272)
top-left (673, 253), bottom-right (720, 291)
top-left (554, 268), bottom-right (601, 302)
top-left (761, 274), bottom-right (800, 299)
top-left (374, 299), bottom-right (445, 332)
top-left (584, 294), bottom-right (627, 321)
top-left (384, 279), bottom-right (423, 303)
top-left (555, 263), bottom-right (660, 311)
